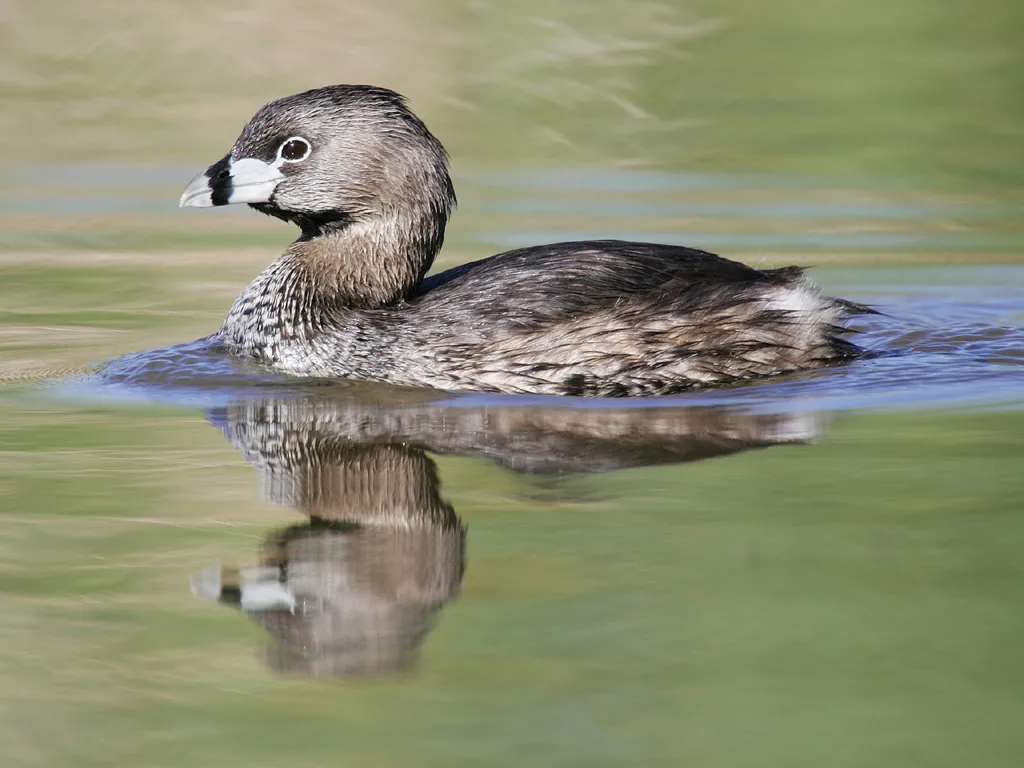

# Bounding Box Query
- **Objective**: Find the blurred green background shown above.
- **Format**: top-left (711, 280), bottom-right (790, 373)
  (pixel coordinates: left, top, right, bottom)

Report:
top-left (2, 0), bottom-right (1023, 261)
top-left (5, 0), bottom-right (1024, 181)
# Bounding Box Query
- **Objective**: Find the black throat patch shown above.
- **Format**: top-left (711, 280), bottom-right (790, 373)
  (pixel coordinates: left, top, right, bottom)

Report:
top-left (249, 203), bottom-right (357, 239)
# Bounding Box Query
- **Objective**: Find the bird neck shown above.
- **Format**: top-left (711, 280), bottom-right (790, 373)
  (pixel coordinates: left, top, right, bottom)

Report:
top-left (282, 207), bottom-right (445, 309)
top-left (219, 208), bottom-right (443, 362)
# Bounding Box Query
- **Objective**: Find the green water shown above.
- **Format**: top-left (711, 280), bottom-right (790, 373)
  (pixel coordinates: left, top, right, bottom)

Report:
top-left (2, 1), bottom-right (1024, 766)
top-left (2, 398), bottom-right (1022, 766)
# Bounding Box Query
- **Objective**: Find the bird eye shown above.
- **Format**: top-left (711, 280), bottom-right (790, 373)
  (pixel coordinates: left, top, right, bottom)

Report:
top-left (279, 137), bottom-right (311, 162)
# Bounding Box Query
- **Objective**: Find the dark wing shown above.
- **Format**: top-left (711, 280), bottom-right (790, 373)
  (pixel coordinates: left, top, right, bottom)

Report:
top-left (411, 240), bottom-right (790, 329)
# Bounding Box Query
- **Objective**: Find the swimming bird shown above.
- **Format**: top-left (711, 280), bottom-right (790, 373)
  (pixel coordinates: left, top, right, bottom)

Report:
top-left (179, 85), bottom-right (870, 396)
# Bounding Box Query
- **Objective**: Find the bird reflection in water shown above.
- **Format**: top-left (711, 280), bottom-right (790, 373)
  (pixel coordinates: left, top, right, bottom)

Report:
top-left (192, 388), bottom-right (824, 677)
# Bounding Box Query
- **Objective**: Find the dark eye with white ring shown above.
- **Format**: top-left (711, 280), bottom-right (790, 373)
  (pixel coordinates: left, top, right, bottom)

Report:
top-left (279, 137), bottom-right (311, 162)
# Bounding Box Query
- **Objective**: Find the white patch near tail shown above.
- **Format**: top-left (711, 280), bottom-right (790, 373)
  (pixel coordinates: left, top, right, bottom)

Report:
top-left (764, 280), bottom-right (842, 342)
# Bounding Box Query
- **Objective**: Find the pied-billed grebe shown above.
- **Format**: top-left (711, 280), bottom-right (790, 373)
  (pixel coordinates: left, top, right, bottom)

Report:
top-left (179, 85), bottom-right (870, 396)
